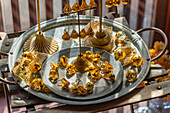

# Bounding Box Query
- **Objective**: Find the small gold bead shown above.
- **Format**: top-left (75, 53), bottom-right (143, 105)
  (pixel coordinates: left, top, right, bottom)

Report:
top-left (126, 69), bottom-right (137, 82)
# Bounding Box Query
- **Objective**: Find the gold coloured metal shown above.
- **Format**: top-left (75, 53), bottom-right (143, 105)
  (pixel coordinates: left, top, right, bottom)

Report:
top-left (88, 65), bottom-right (96, 73)
top-left (87, 27), bottom-right (95, 38)
top-left (114, 48), bottom-right (126, 61)
top-left (30, 78), bottom-right (43, 91)
top-left (74, 79), bottom-right (82, 86)
top-left (63, 0), bottom-right (72, 13)
top-left (81, 0), bottom-right (89, 10)
top-left (62, 8), bottom-right (90, 74)
top-left (62, 29), bottom-right (71, 41)
top-left (58, 55), bottom-right (68, 68)
top-left (93, 54), bottom-right (101, 60)
top-left (92, 58), bottom-right (101, 67)
top-left (120, 46), bottom-right (137, 56)
top-left (71, 29), bottom-right (79, 39)
top-left (83, 51), bottom-right (93, 61)
top-left (14, 61), bottom-right (20, 67)
top-left (71, 15), bottom-right (79, 39)
top-left (80, 28), bottom-right (87, 39)
top-left (85, 31), bottom-right (114, 52)
top-left (105, 0), bottom-right (114, 8)
top-left (66, 64), bottom-right (76, 77)
top-left (23, 0), bottom-right (58, 55)
top-left (89, 0), bottom-right (97, 8)
top-left (105, 72), bottom-right (115, 81)
top-left (115, 31), bottom-right (127, 45)
top-left (71, 54), bottom-right (90, 73)
top-left (87, 9), bottom-right (94, 38)
top-left (113, 0), bottom-right (121, 6)
top-left (41, 85), bottom-right (51, 93)
top-left (63, 4), bottom-right (72, 13)
top-left (85, 82), bottom-right (94, 92)
top-left (78, 12), bottom-right (82, 55)
top-left (70, 79), bottom-right (82, 95)
top-left (126, 69), bottom-right (137, 82)
top-left (122, 0), bottom-right (129, 5)
top-left (84, 2), bottom-right (115, 52)
top-left (99, 0), bottom-right (102, 32)
top-left (23, 31), bottom-right (58, 55)
top-left (72, 0), bottom-right (81, 12)
top-left (116, 41), bottom-right (126, 47)
top-left (130, 55), bottom-right (143, 67)
top-left (102, 61), bottom-right (114, 73)
top-left (60, 55), bottom-right (68, 65)
top-left (21, 52), bottom-right (35, 62)
top-left (12, 59), bottom-right (33, 85)
top-left (78, 86), bottom-right (88, 95)
top-left (115, 31), bottom-right (127, 40)
top-left (50, 62), bottom-right (59, 72)
top-left (90, 69), bottom-right (100, 80)
top-left (30, 78), bottom-right (50, 92)
top-left (70, 85), bottom-right (79, 95)
top-left (60, 78), bottom-right (70, 90)
top-left (49, 70), bottom-right (59, 84)
top-left (29, 62), bottom-right (42, 74)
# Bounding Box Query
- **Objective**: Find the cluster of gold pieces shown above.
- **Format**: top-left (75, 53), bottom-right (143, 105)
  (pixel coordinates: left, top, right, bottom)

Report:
top-left (63, 0), bottom-right (97, 13)
top-left (149, 41), bottom-right (170, 70)
top-left (49, 51), bottom-right (115, 96)
top-left (13, 52), bottom-right (51, 93)
top-left (113, 31), bottom-right (143, 82)
top-left (105, 0), bottom-right (129, 8)
top-left (62, 0), bottom-right (97, 41)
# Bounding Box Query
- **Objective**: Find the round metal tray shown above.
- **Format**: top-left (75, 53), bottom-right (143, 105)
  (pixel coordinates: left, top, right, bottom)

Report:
top-left (41, 47), bottom-right (123, 100)
top-left (8, 15), bottom-right (151, 105)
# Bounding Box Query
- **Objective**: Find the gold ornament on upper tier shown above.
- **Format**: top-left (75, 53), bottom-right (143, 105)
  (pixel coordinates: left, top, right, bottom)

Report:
top-left (113, 0), bottom-right (121, 6)
top-left (71, 29), bottom-right (79, 39)
top-left (62, 29), bottom-right (71, 41)
top-left (80, 28), bottom-right (87, 39)
top-left (81, 0), bottom-right (89, 10)
top-left (105, 0), bottom-right (114, 8)
top-left (122, 0), bottom-right (129, 5)
top-left (89, 0), bottom-right (97, 7)
top-left (63, 0), bottom-right (72, 13)
top-left (72, 1), bottom-right (81, 12)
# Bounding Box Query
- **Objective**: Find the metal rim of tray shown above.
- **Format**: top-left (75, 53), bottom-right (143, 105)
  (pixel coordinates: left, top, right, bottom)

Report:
top-left (8, 15), bottom-right (151, 105)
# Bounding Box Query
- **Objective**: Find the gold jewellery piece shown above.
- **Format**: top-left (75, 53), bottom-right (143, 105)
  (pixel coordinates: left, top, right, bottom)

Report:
top-left (105, 0), bottom-right (130, 8)
top-left (63, 0), bottom-right (72, 13)
top-left (57, 78), bottom-right (70, 90)
top-left (72, 0), bottom-right (81, 12)
top-left (126, 69), bottom-right (137, 82)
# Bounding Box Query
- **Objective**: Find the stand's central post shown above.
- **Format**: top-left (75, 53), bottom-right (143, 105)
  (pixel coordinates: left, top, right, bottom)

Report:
top-left (99, 0), bottom-right (102, 32)
top-left (78, 12), bottom-right (82, 55)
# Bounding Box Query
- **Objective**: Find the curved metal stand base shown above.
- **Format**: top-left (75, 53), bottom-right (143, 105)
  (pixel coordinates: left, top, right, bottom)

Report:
top-left (84, 38), bottom-right (114, 52)
top-left (71, 54), bottom-right (90, 73)
top-left (23, 31), bottom-right (58, 55)
top-left (84, 31), bottom-right (115, 52)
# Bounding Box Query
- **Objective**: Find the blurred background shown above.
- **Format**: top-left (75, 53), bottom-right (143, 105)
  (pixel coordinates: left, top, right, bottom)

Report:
top-left (0, 0), bottom-right (169, 52)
